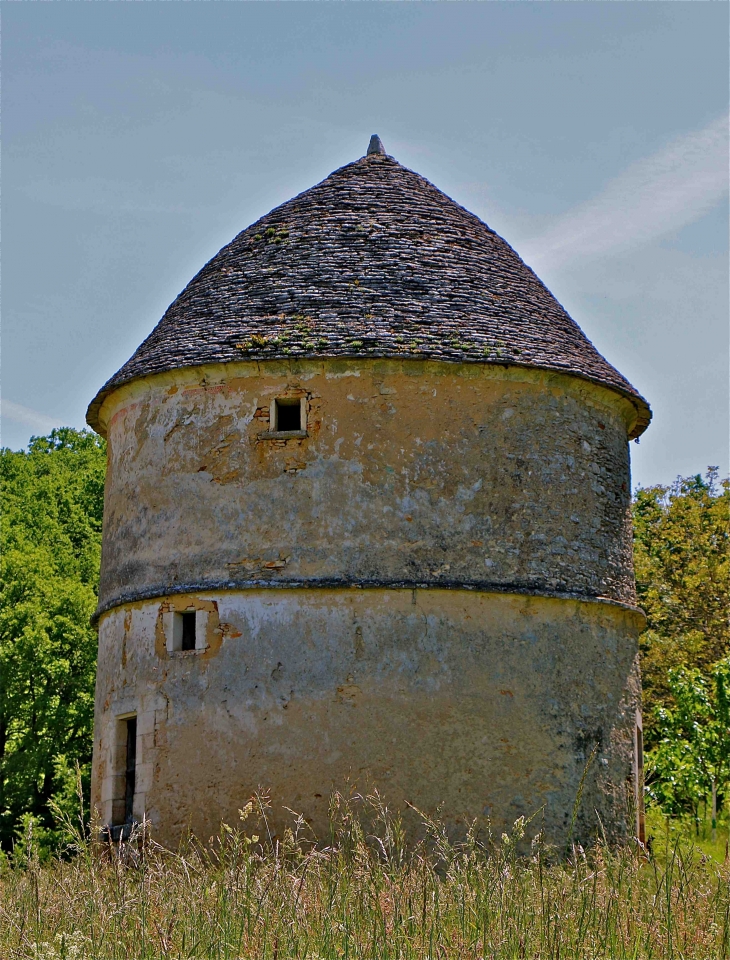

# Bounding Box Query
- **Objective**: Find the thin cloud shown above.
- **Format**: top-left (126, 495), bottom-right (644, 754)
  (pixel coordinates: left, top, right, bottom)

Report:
top-left (522, 116), bottom-right (729, 272)
top-left (1, 399), bottom-right (64, 434)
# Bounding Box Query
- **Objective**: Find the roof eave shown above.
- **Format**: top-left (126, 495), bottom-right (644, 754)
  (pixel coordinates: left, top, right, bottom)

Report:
top-left (86, 353), bottom-right (651, 440)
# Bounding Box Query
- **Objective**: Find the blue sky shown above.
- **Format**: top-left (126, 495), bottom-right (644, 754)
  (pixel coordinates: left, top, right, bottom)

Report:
top-left (2, 2), bottom-right (728, 489)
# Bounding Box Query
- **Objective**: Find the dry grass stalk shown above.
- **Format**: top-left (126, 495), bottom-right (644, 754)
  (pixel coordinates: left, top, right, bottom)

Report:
top-left (1, 792), bottom-right (728, 959)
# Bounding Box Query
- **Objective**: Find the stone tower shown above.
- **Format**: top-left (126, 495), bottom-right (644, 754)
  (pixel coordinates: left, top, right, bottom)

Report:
top-left (88, 138), bottom-right (651, 847)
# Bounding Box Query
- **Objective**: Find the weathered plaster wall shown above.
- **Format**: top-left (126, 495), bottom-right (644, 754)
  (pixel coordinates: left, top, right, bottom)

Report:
top-left (96, 359), bottom-right (638, 614)
top-left (92, 359), bottom-right (643, 846)
top-left (91, 588), bottom-right (642, 848)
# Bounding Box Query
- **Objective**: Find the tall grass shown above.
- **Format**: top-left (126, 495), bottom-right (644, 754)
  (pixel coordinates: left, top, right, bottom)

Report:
top-left (1, 792), bottom-right (728, 960)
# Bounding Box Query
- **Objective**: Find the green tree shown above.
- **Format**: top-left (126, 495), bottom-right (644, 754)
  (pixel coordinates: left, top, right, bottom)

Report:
top-left (647, 658), bottom-right (730, 840)
top-left (0, 428), bottom-right (105, 851)
top-left (633, 468), bottom-right (730, 742)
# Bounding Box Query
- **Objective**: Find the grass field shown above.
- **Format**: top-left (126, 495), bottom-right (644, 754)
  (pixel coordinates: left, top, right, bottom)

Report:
top-left (645, 805), bottom-right (730, 865)
top-left (1, 795), bottom-right (729, 960)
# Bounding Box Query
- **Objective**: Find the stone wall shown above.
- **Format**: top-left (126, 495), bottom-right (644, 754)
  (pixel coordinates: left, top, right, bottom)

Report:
top-left (96, 358), bottom-right (639, 616)
top-left (91, 358), bottom-right (644, 846)
top-left (92, 588), bottom-right (642, 848)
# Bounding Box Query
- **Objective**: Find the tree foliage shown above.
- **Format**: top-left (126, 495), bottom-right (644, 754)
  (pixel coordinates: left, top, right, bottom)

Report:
top-left (633, 467), bottom-right (730, 826)
top-left (647, 658), bottom-right (730, 823)
top-left (633, 468), bottom-right (730, 742)
top-left (0, 428), bottom-right (105, 851)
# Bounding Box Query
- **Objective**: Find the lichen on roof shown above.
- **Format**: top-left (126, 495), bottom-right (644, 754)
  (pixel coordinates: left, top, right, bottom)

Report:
top-left (87, 143), bottom-right (651, 436)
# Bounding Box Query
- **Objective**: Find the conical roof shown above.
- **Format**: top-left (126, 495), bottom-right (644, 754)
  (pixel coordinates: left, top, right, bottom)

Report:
top-left (87, 144), bottom-right (651, 436)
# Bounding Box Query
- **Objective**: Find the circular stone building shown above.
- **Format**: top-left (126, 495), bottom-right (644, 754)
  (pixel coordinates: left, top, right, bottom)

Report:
top-left (88, 137), bottom-right (651, 847)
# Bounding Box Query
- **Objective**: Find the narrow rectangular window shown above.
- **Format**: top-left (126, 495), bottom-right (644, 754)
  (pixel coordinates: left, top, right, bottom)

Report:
top-left (124, 717), bottom-right (137, 825)
top-left (181, 611), bottom-right (196, 651)
top-left (275, 398), bottom-right (302, 432)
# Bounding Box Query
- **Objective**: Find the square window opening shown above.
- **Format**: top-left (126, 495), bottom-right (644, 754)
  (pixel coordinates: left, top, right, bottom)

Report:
top-left (275, 399), bottom-right (302, 432)
top-left (164, 608), bottom-right (208, 654)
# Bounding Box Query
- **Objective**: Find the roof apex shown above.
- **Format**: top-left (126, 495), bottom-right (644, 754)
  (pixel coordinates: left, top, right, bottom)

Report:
top-left (367, 134), bottom-right (386, 156)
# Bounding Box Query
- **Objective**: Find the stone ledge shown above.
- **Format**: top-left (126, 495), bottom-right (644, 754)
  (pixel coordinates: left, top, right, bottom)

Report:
top-left (92, 577), bottom-right (646, 626)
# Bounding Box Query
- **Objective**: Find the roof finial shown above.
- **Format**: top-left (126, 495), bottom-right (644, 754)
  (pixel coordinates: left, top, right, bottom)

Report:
top-left (367, 134), bottom-right (386, 156)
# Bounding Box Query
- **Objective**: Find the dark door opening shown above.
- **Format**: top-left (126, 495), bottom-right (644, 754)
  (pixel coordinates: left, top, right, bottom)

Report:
top-left (124, 717), bottom-right (137, 824)
top-left (636, 723), bottom-right (645, 845)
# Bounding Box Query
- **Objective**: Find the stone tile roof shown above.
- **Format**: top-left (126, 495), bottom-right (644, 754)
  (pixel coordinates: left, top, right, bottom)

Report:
top-left (87, 150), bottom-right (651, 436)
